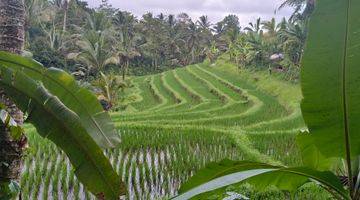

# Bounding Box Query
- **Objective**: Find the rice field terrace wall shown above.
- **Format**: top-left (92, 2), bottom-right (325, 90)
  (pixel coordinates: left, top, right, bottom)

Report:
top-left (22, 63), bottom-right (308, 199)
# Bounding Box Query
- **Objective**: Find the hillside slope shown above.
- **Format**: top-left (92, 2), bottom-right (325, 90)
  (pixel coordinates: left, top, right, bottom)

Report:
top-left (22, 61), bottom-right (319, 200)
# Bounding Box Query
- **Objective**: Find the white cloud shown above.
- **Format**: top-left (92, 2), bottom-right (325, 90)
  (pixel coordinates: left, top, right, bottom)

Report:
top-left (85, 0), bottom-right (293, 25)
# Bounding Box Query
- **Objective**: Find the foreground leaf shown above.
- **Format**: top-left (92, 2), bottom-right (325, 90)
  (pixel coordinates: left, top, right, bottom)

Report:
top-left (297, 134), bottom-right (341, 171)
top-left (0, 66), bottom-right (125, 199)
top-left (174, 160), bottom-right (348, 200)
top-left (0, 51), bottom-right (120, 148)
top-left (300, 0), bottom-right (360, 159)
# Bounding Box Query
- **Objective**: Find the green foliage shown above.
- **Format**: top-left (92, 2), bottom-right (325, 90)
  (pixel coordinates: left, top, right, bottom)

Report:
top-left (0, 103), bottom-right (25, 141)
top-left (29, 40), bottom-right (67, 70)
top-left (174, 160), bottom-right (348, 200)
top-left (175, 1), bottom-right (360, 199)
top-left (0, 51), bottom-right (120, 148)
top-left (224, 16), bottom-right (306, 82)
top-left (24, 0), bottom-right (308, 80)
top-left (20, 58), bottom-right (308, 198)
top-left (92, 72), bottom-right (127, 109)
top-left (300, 0), bottom-right (360, 160)
top-left (0, 65), bottom-right (125, 199)
top-left (67, 30), bottom-right (118, 77)
top-left (279, 0), bottom-right (315, 21)
top-left (0, 180), bottom-right (20, 200)
top-left (18, 1), bottom-right (321, 199)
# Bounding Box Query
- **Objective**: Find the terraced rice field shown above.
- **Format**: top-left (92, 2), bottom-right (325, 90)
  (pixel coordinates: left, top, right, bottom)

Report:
top-left (21, 63), bottom-right (315, 199)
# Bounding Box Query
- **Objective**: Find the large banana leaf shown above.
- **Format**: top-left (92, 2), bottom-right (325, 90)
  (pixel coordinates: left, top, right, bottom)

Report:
top-left (300, 0), bottom-right (360, 159)
top-left (174, 160), bottom-right (348, 200)
top-left (296, 134), bottom-right (340, 171)
top-left (0, 51), bottom-right (120, 148)
top-left (0, 66), bottom-right (125, 199)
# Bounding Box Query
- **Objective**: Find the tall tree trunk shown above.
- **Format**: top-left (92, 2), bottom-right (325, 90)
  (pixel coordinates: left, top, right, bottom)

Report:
top-left (0, 0), bottom-right (26, 196)
top-left (62, 0), bottom-right (68, 32)
top-left (122, 60), bottom-right (128, 81)
top-left (154, 59), bottom-right (158, 71)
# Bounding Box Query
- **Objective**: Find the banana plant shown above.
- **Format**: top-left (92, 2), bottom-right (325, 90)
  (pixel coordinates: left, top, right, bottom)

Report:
top-left (92, 72), bottom-right (127, 109)
top-left (0, 52), bottom-right (125, 199)
top-left (0, 51), bottom-right (121, 148)
top-left (174, 0), bottom-right (360, 199)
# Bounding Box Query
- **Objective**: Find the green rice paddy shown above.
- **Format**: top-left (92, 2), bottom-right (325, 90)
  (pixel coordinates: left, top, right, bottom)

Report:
top-left (21, 62), bottom-right (327, 199)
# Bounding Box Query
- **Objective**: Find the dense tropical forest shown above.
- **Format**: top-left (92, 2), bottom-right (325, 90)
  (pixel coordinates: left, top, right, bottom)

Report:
top-left (25, 0), bottom-right (308, 80)
top-left (1, 0), bottom-right (360, 200)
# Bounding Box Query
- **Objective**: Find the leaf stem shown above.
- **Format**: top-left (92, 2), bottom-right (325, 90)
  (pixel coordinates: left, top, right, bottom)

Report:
top-left (342, 0), bottom-right (353, 195)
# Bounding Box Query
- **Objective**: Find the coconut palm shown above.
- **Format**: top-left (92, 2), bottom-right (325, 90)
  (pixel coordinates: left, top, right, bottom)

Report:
top-left (278, 20), bottom-right (307, 64)
top-left (85, 11), bottom-right (111, 32)
top-left (185, 21), bottom-right (202, 64)
top-left (157, 13), bottom-right (165, 21)
top-left (113, 11), bottom-right (136, 48)
top-left (139, 12), bottom-right (171, 69)
top-left (0, 0), bottom-right (27, 193)
top-left (51, 0), bottom-right (71, 32)
top-left (261, 18), bottom-right (277, 37)
top-left (112, 11), bottom-right (139, 80)
top-left (68, 31), bottom-right (118, 77)
top-left (24, 0), bottom-right (49, 29)
top-left (244, 18), bottom-right (262, 34)
top-left (62, 0), bottom-right (70, 32)
top-left (167, 14), bottom-right (176, 28)
top-left (213, 22), bottom-right (225, 35)
top-left (117, 46), bottom-right (140, 80)
top-left (197, 15), bottom-right (211, 31)
top-left (279, 0), bottom-right (315, 20)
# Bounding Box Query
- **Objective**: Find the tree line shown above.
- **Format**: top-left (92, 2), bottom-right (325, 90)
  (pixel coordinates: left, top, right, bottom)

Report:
top-left (25, 0), bottom-right (310, 82)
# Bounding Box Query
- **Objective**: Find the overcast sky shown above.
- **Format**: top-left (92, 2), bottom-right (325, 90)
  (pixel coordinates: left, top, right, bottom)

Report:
top-left (86, 0), bottom-right (293, 26)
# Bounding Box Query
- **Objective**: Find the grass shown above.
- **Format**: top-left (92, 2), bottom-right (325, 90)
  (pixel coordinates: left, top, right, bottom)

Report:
top-left (21, 59), bottom-right (327, 199)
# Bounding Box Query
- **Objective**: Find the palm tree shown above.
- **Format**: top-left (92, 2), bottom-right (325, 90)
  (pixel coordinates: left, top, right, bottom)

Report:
top-left (278, 20), bottom-right (307, 64)
top-left (113, 11), bottom-right (136, 51)
top-left (139, 12), bottom-right (167, 69)
top-left (167, 14), bottom-right (176, 28)
top-left (277, 17), bottom-right (288, 31)
top-left (185, 21), bottom-right (202, 64)
top-left (112, 11), bottom-right (139, 80)
top-left (244, 18), bottom-right (262, 34)
top-left (157, 13), bottom-right (165, 21)
top-left (279, 0), bottom-right (315, 20)
top-left (197, 15), bottom-right (211, 31)
top-left (117, 46), bottom-right (140, 80)
top-left (24, 0), bottom-right (48, 29)
top-left (68, 31), bottom-right (118, 77)
top-left (62, 0), bottom-right (70, 32)
top-left (85, 11), bottom-right (111, 32)
top-left (196, 15), bottom-right (212, 58)
top-left (0, 0), bottom-right (26, 191)
top-left (177, 12), bottom-right (191, 23)
top-left (213, 22), bottom-right (225, 35)
top-left (261, 18), bottom-right (277, 37)
top-left (51, 0), bottom-right (71, 32)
